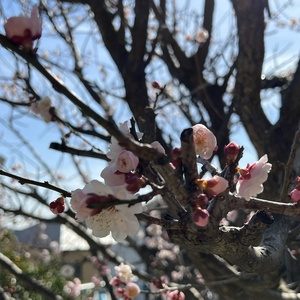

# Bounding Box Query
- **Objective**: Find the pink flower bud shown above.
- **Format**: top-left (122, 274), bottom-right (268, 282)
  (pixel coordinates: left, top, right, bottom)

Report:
top-left (290, 188), bottom-right (300, 203)
top-left (224, 142), bottom-right (240, 163)
top-left (151, 141), bottom-right (166, 154)
top-left (114, 287), bottom-right (124, 298)
top-left (124, 282), bottom-right (141, 298)
top-left (116, 150), bottom-right (139, 173)
top-left (171, 148), bottom-right (182, 169)
top-left (49, 197), bottom-right (65, 214)
top-left (192, 124), bottom-right (217, 159)
top-left (152, 81), bottom-right (163, 89)
top-left (166, 290), bottom-right (185, 300)
top-left (109, 276), bottom-right (121, 287)
top-left (196, 28), bottom-right (209, 43)
top-left (193, 208), bottom-right (210, 227)
top-left (194, 194), bottom-right (209, 208)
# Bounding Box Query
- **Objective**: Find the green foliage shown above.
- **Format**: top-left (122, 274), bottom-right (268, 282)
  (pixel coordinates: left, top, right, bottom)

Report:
top-left (0, 227), bottom-right (67, 299)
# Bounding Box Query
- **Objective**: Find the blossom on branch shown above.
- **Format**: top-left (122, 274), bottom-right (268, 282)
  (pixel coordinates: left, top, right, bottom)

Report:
top-left (236, 154), bottom-right (272, 200)
top-left (107, 121), bottom-right (142, 160)
top-left (196, 28), bottom-right (209, 43)
top-left (4, 6), bottom-right (42, 51)
top-left (290, 176), bottom-right (300, 203)
top-left (290, 189), bottom-right (300, 203)
top-left (192, 124), bottom-right (217, 159)
top-left (102, 120), bottom-right (165, 193)
top-left (115, 263), bottom-right (133, 284)
top-left (110, 263), bottom-right (141, 299)
top-left (71, 180), bottom-right (143, 241)
top-left (49, 197), bottom-right (65, 214)
top-left (224, 142), bottom-right (240, 163)
top-left (30, 97), bottom-right (54, 123)
top-left (102, 121), bottom-right (141, 187)
top-left (63, 278), bottom-right (81, 298)
top-left (195, 175), bottom-right (228, 196)
top-left (193, 208), bottom-right (210, 227)
top-left (166, 290), bottom-right (185, 300)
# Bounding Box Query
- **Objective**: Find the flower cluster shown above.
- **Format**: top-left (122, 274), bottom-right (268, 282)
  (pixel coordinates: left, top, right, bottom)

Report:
top-left (110, 263), bottom-right (140, 300)
top-left (101, 121), bottom-right (142, 188)
top-left (188, 124), bottom-right (271, 225)
top-left (63, 278), bottom-right (81, 298)
top-left (101, 121), bottom-right (164, 193)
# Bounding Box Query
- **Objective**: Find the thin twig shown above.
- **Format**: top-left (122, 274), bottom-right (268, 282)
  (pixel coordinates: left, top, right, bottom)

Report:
top-left (0, 169), bottom-right (71, 197)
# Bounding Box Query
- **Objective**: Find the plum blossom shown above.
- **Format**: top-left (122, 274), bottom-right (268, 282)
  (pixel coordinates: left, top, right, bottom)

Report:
top-left (195, 175), bottom-right (228, 196)
top-left (31, 97), bottom-right (53, 122)
top-left (290, 177), bottom-right (300, 203)
top-left (166, 290), bottom-right (185, 300)
top-left (4, 6), bottom-right (42, 51)
top-left (290, 189), bottom-right (300, 203)
top-left (102, 120), bottom-right (165, 191)
top-left (71, 180), bottom-right (143, 241)
top-left (236, 154), bottom-right (272, 200)
top-left (101, 150), bottom-right (140, 187)
top-left (192, 124), bottom-right (217, 159)
top-left (102, 121), bottom-right (141, 187)
top-left (110, 264), bottom-right (140, 299)
top-left (224, 142), bottom-right (240, 163)
top-left (101, 167), bottom-right (126, 187)
top-left (115, 263), bottom-right (134, 284)
top-left (107, 121), bottom-right (143, 160)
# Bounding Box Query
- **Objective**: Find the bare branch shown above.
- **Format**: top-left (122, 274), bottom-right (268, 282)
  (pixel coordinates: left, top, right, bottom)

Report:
top-left (0, 169), bottom-right (71, 197)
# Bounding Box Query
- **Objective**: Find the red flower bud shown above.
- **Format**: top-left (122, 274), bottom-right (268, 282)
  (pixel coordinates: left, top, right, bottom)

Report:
top-left (152, 81), bottom-right (163, 89)
top-left (224, 142), bottom-right (240, 163)
top-left (193, 208), bottom-right (210, 227)
top-left (49, 197), bottom-right (65, 214)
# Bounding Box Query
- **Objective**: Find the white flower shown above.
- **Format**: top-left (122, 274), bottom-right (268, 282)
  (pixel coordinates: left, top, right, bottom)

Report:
top-left (115, 263), bottom-right (133, 283)
top-left (71, 180), bottom-right (143, 241)
top-left (30, 97), bottom-right (53, 122)
top-left (236, 154), bottom-right (272, 200)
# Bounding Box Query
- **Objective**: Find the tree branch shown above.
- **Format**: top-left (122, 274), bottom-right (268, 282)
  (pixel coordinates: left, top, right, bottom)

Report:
top-left (0, 169), bottom-right (71, 197)
top-left (49, 142), bottom-right (109, 161)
